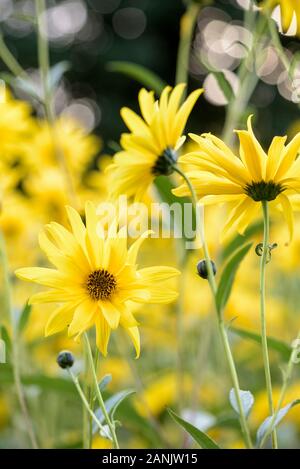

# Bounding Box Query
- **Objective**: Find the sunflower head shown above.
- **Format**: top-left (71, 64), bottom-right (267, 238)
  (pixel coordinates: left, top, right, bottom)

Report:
top-left (15, 202), bottom-right (180, 357)
top-left (106, 84), bottom-right (203, 201)
top-left (173, 115), bottom-right (300, 241)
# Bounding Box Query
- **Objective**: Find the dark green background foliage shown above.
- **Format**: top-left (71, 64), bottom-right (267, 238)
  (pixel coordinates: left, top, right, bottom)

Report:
top-left (2, 0), bottom-right (300, 153)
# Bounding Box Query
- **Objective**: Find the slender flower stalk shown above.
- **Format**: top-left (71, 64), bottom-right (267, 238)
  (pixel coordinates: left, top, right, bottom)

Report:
top-left (260, 328), bottom-right (300, 447)
top-left (0, 33), bottom-right (29, 79)
top-left (67, 367), bottom-right (110, 439)
top-left (0, 233), bottom-right (38, 449)
top-left (175, 2), bottom-right (201, 90)
top-left (83, 333), bottom-right (119, 449)
top-left (82, 342), bottom-right (90, 449)
top-left (172, 166), bottom-right (253, 449)
top-left (34, 0), bottom-right (79, 208)
top-left (260, 201), bottom-right (278, 448)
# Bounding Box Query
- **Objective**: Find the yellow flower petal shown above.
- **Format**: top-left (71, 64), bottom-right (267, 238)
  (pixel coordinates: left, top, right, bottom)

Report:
top-left (45, 303), bottom-right (76, 336)
top-left (95, 310), bottom-right (111, 357)
top-left (99, 301), bottom-right (121, 330)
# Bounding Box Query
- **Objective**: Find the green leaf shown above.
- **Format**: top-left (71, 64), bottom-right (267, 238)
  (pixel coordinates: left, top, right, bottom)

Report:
top-left (18, 302), bottom-right (32, 334)
top-left (216, 242), bottom-right (252, 312)
top-left (231, 327), bottom-right (292, 361)
top-left (98, 374), bottom-right (112, 392)
top-left (222, 221), bottom-right (263, 261)
top-left (48, 61), bottom-right (70, 91)
top-left (257, 400), bottom-right (300, 446)
top-left (229, 389), bottom-right (254, 418)
top-left (167, 408), bottom-right (221, 449)
top-left (106, 61), bottom-right (166, 94)
top-left (0, 325), bottom-right (11, 358)
top-left (212, 71), bottom-right (235, 103)
top-left (0, 73), bottom-right (42, 102)
top-left (93, 389), bottom-right (135, 431)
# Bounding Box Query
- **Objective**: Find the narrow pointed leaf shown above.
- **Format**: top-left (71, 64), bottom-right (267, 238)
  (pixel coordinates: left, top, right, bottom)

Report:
top-left (18, 302), bottom-right (32, 334)
top-left (107, 61), bottom-right (166, 94)
top-left (168, 408), bottom-right (221, 449)
top-left (231, 327), bottom-right (292, 361)
top-left (216, 243), bottom-right (252, 312)
top-left (98, 374), bottom-right (112, 392)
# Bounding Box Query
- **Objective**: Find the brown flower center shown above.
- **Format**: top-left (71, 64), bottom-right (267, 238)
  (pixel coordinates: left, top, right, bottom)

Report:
top-left (244, 180), bottom-right (284, 201)
top-left (86, 269), bottom-right (117, 301)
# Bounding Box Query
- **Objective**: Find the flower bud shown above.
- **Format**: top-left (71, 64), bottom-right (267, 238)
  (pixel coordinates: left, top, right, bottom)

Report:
top-left (197, 259), bottom-right (217, 279)
top-left (57, 350), bottom-right (74, 369)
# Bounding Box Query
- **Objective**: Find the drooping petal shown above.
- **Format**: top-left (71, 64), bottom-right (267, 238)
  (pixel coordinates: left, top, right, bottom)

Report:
top-left (95, 309), bottom-right (111, 356)
top-left (277, 193), bottom-right (294, 243)
top-left (68, 299), bottom-right (97, 337)
top-left (124, 325), bottom-right (140, 358)
top-left (99, 300), bottom-right (121, 329)
top-left (45, 302), bottom-right (77, 336)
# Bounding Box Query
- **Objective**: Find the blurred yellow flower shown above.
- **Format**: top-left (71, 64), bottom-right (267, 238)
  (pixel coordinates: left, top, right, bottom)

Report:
top-left (106, 84), bottom-right (203, 200)
top-left (27, 117), bottom-right (101, 177)
top-left (15, 202), bottom-right (179, 357)
top-left (174, 116), bottom-right (300, 240)
top-left (0, 89), bottom-right (35, 164)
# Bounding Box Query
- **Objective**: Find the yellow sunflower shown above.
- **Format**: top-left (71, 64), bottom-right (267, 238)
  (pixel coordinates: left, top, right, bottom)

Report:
top-left (173, 116), bottom-right (300, 240)
top-left (260, 0), bottom-right (300, 36)
top-left (106, 84), bottom-right (203, 201)
top-left (15, 202), bottom-right (179, 357)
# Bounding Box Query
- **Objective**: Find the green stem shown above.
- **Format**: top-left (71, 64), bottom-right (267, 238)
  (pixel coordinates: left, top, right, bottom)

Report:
top-left (175, 2), bottom-right (200, 90)
top-left (0, 33), bottom-right (29, 78)
top-left (67, 368), bottom-right (109, 438)
top-left (83, 333), bottom-right (119, 449)
top-left (34, 0), bottom-right (79, 208)
top-left (82, 340), bottom-right (90, 449)
top-left (260, 201), bottom-right (278, 448)
top-left (173, 166), bottom-right (253, 449)
top-left (0, 233), bottom-right (38, 449)
top-left (260, 328), bottom-right (300, 447)
top-left (88, 348), bottom-right (99, 447)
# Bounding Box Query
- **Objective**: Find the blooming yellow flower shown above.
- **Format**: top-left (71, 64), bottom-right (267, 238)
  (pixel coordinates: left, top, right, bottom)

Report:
top-left (173, 116), bottom-right (300, 240)
top-left (15, 203), bottom-right (179, 357)
top-left (261, 0), bottom-right (300, 36)
top-left (106, 84), bottom-right (203, 200)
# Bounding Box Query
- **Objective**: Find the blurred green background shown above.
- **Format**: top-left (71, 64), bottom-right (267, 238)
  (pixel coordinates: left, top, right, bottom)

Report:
top-left (1, 0), bottom-right (300, 154)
